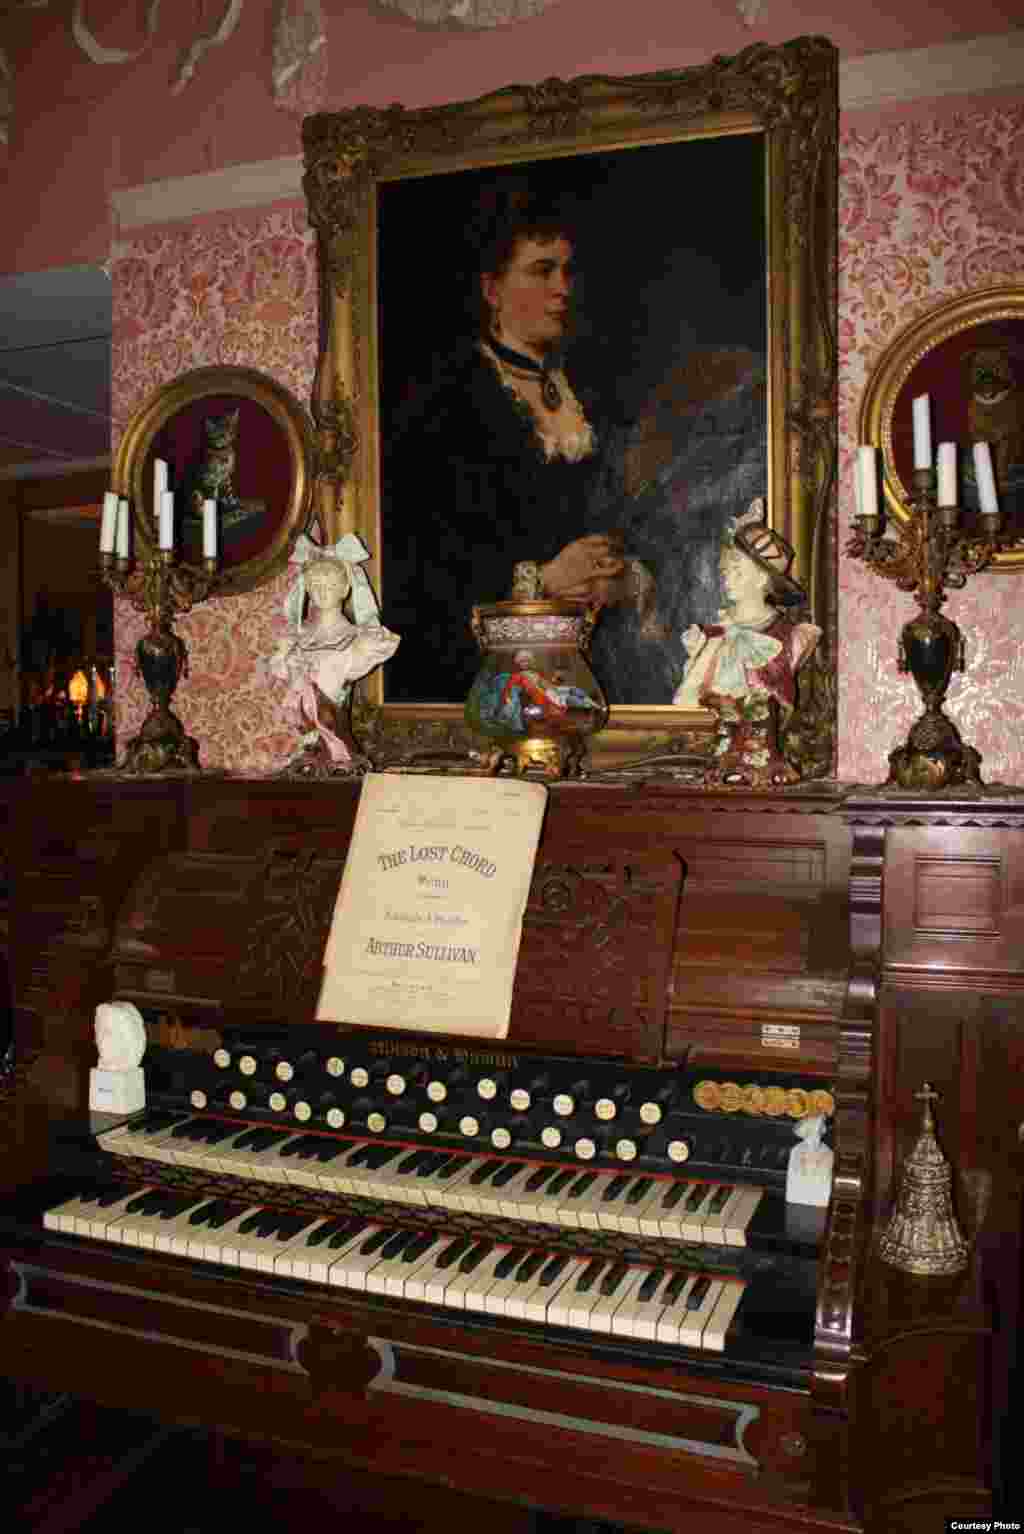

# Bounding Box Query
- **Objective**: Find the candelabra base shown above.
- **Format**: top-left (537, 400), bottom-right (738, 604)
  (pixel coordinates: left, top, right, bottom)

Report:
top-left (886, 706), bottom-right (983, 792)
top-left (120, 711), bottom-right (201, 776)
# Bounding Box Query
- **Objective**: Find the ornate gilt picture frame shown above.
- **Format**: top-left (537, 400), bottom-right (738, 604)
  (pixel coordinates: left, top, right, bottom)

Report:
top-left (859, 284), bottom-right (1024, 567)
top-left (113, 366), bottom-right (316, 597)
top-left (302, 38), bottom-right (838, 765)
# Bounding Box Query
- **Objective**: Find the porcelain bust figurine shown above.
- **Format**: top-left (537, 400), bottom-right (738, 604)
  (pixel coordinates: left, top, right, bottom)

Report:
top-left (268, 533), bottom-right (400, 774)
top-left (89, 1001), bottom-right (146, 1114)
top-left (673, 500), bottom-right (821, 785)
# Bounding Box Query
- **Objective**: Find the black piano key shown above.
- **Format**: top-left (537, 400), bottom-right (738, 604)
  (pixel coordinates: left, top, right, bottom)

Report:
top-left (156, 1194), bottom-right (200, 1220)
top-left (313, 1142), bottom-right (346, 1164)
top-left (328, 1219), bottom-right (369, 1249)
top-left (458, 1241), bottom-right (493, 1273)
top-left (417, 1153), bottom-right (452, 1178)
top-left (662, 1270), bottom-right (689, 1305)
top-left (345, 1143), bottom-right (373, 1165)
top-left (601, 1175), bottom-right (631, 1204)
top-left (97, 1187), bottom-right (131, 1207)
top-left (599, 1261), bottom-right (629, 1296)
top-left (660, 1182), bottom-right (688, 1210)
top-left (686, 1275), bottom-right (712, 1310)
top-left (525, 1165), bottom-right (555, 1193)
top-left (547, 1169), bottom-right (576, 1196)
top-left (396, 1150), bottom-right (427, 1175)
top-left (171, 1117), bottom-right (207, 1139)
top-left (359, 1227), bottom-right (394, 1256)
top-left (228, 1127), bottom-right (266, 1150)
top-left (574, 1259), bottom-right (604, 1293)
top-left (125, 1190), bottom-right (166, 1214)
top-left (567, 1173), bottom-right (597, 1199)
top-left (537, 1255), bottom-right (569, 1287)
top-left (491, 1162), bottom-right (521, 1188)
top-left (188, 1200), bottom-right (226, 1227)
top-left (401, 1232), bottom-right (436, 1263)
top-left (209, 1202), bottom-right (251, 1230)
top-left (136, 1110), bottom-right (184, 1134)
top-left (469, 1159), bottom-right (502, 1186)
top-left (277, 1135), bottom-right (317, 1159)
top-left (707, 1184), bottom-right (732, 1214)
top-left (379, 1229), bottom-right (414, 1260)
top-left (625, 1177), bottom-right (654, 1205)
top-left (363, 1146), bottom-right (402, 1170)
top-left (684, 1184), bottom-right (707, 1212)
top-left (236, 1209), bottom-right (269, 1234)
top-left (514, 1251), bottom-right (546, 1284)
top-left (637, 1267), bottom-right (665, 1303)
top-left (240, 1128), bottom-right (294, 1152)
top-left (435, 1237), bottom-right (473, 1270)
top-left (494, 1248), bottom-right (526, 1280)
top-left (434, 1158), bottom-right (465, 1180)
top-left (305, 1219), bottom-right (351, 1247)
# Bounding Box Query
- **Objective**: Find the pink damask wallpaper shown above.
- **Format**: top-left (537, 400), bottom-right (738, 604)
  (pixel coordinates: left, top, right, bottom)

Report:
top-left (837, 99), bottom-right (1024, 783)
top-left (111, 207), bottom-right (318, 772)
top-left (111, 96), bottom-right (1024, 780)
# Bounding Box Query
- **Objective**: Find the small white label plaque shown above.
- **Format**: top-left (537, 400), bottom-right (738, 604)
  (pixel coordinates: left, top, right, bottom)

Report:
top-left (761, 1023), bottom-right (800, 1051)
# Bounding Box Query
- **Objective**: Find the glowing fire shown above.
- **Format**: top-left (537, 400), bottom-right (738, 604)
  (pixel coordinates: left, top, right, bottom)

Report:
top-left (68, 670), bottom-right (89, 705)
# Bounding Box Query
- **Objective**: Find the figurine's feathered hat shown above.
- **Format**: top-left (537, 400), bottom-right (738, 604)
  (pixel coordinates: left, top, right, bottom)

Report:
top-left (731, 498), bottom-right (805, 603)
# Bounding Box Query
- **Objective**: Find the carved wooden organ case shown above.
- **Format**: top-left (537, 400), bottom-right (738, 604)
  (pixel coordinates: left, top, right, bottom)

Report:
top-left (1, 776), bottom-right (1009, 1533)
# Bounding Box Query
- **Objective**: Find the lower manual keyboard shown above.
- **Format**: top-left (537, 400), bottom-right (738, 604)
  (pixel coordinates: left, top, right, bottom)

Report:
top-left (97, 1114), bottom-right (765, 1247)
top-left (43, 1185), bottom-right (747, 1352)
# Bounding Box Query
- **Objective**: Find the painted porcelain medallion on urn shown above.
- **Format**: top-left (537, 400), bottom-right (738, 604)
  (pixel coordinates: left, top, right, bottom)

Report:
top-left (465, 600), bottom-right (608, 779)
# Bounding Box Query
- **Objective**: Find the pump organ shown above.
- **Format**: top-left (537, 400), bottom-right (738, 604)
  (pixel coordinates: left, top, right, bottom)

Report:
top-left (1, 775), bottom-right (1014, 1532)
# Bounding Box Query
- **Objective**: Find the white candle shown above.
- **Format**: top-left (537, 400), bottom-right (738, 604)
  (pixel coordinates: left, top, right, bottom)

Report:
top-left (159, 489), bottom-right (175, 551)
top-left (936, 443), bottom-right (957, 507)
top-left (857, 445), bottom-right (878, 522)
top-left (973, 441), bottom-right (1000, 517)
top-left (912, 394), bottom-right (933, 471)
top-left (115, 499), bottom-right (131, 559)
top-left (99, 491), bottom-right (118, 553)
top-left (152, 457), bottom-right (168, 519)
top-left (202, 497), bottom-right (218, 560)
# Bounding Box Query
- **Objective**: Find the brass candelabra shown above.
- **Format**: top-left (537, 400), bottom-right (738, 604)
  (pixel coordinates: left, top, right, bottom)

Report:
top-left (100, 547), bottom-right (220, 774)
top-left (846, 467), bottom-right (1001, 790)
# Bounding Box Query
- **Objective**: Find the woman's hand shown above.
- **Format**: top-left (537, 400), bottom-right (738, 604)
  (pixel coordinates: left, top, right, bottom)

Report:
top-left (541, 534), bottom-right (625, 605)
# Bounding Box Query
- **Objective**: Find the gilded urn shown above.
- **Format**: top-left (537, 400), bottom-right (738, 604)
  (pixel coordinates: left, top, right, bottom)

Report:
top-left (465, 600), bottom-right (608, 779)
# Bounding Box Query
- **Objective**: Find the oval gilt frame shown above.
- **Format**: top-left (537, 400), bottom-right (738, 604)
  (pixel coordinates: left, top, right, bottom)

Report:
top-left (113, 365), bottom-right (316, 596)
top-left (859, 284), bottom-right (1024, 570)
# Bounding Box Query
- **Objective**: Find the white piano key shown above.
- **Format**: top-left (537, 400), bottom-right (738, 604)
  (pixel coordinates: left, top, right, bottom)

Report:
top-left (566, 1260), bottom-right (618, 1331)
top-left (493, 1164), bottom-right (545, 1220)
top-left (678, 1183), bottom-right (720, 1241)
top-left (626, 1268), bottom-right (676, 1341)
top-left (723, 1186), bottom-right (763, 1247)
top-left (404, 1235), bottom-right (476, 1304)
top-left (502, 1250), bottom-right (554, 1320)
top-left (519, 1254), bottom-right (579, 1323)
top-left (151, 1197), bottom-right (225, 1255)
top-left (382, 1233), bottom-right (454, 1299)
top-left (545, 1257), bottom-right (593, 1328)
top-left (609, 1266), bottom-right (664, 1338)
top-left (190, 1204), bottom-right (262, 1266)
top-left (610, 1178), bottom-right (668, 1236)
top-left (440, 1241), bottom-right (501, 1310)
top-left (697, 1183), bottom-right (741, 1245)
top-left (677, 1276), bottom-right (726, 1348)
top-left (479, 1249), bottom-right (536, 1316)
top-left (587, 1264), bottom-right (643, 1334)
top-left (460, 1243), bottom-right (520, 1312)
top-left (551, 1170), bottom-right (602, 1230)
top-left (701, 1278), bottom-right (747, 1352)
top-left (325, 1224), bottom-right (392, 1291)
top-left (43, 1190), bottom-right (111, 1234)
top-left (295, 1220), bottom-right (374, 1284)
top-left (654, 1273), bottom-right (699, 1345)
top-left (364, 1229), bottom-right (435, 1295)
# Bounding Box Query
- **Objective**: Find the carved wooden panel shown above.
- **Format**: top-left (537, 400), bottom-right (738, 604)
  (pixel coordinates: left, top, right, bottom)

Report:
top-left (884, 826), bottom-right (1024, 973)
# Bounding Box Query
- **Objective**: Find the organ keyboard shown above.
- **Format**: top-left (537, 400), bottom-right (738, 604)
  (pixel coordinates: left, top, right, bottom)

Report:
top-left (0, 774), bottom-right (997, 1533)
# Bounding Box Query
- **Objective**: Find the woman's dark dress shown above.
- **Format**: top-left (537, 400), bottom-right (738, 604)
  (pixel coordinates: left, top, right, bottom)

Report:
top-left (381, 346), bottom-right (618, 704)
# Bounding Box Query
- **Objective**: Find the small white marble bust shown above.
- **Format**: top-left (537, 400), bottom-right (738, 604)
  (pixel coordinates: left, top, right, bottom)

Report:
top-left (89, 1001), bottom-right (146, 1114)
top-left (785, 1114), bottom-right (834, 1208)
